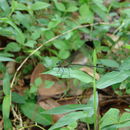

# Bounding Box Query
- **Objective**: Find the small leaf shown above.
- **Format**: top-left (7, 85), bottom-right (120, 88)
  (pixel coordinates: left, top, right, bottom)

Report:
top-left (2, 95), bottom-right (11, 119)
top-left (31, 31), bottom-right (41, 40)
top-left (0, 0), bottom-right (10, 16)
top-left (54, 0), bottom-right (66, 12)
top-left (119, 57), bottom-right (130, 71)
top-left (34, 77), bottom-right (42, 87)
top-left (5, 42), bottom-right (21, 52)
top-left (0, 0), bottom-right (9, 11)
top-left (44, 68), bottom-right (93, 83)
top-left (0, 18), bottom-right (25, 44)
top-left (48, 19), bottom-right (61, 29)
top-left (117, 112), bottom-right (130, 128)
top-left (92, 0), bottom-right (107, 12)
top-left (12, 92), bottom-right (26, 104)
top-left (20, 102), bottom-right (52, 125)
top-left (13, 12), bottom-right (33, 29)
top-left (53, 40), bottom-right (69, 50)
top-left (49, 111), bottom-right (88, 130)
top-left (97, 71), bottom-right (130, 89)
top-left (100, 109), bottom-right (130, 129)
top-left (44, 80), bottom-right (55, 88)
top-left (67, 6), bottom-right (78, 12)
top-left (100, 108), bottom-right (120, 129)
top-left (91, 4), bottom-right (107, 21)
top-left (124, 44), bottom-right (130, 49)
top-left (29, 78), bottom-right (42, 94)
top-left (58, 50), bottom-right (70, 59)
top-left (25, 40), bottom-right (37, 48)
top-left (43, 56), bottom-right (59, 69)
top-left (79, 4), bottom-right (94, 23)
top-left (31, 1), bottom-right (50, 10)
top-left (13, 1), bottom-right (27, 10)
top-left (0, 56), bottom-right (15, 62)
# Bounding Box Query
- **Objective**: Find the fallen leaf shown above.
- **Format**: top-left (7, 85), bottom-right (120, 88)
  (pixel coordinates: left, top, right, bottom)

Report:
top-left (68, 80), bottom-right (83, 96)
top-left (39, 98), bottom-right (64, 122)
top-left (80, 67), bottom-right (100, 80)
top-left (6, 61), bottom-right (16, 74)
top-left (72, 52), bottom-right (88, 65)
top-left (31, 64), bottom-right (67, 97)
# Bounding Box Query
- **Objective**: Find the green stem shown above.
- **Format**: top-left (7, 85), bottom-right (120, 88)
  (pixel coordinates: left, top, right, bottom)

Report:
top-left (93, 49), bottom-right (97, 130)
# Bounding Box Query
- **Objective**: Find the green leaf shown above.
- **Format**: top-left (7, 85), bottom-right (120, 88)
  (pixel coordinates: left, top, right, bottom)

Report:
top-left (31, 1), bottom-right (50, 10)
top-left (54, 0), bottom-right (66, 12)
top-left (12, 92), bottom-right (26, 104)
top-left (25, 40), bottom-right (37, 48)
top-left (97, 71), bottom-right (130, 89)
top-left (44, 30), bottom-right (55, 40)
top-left (0, 0), bottom-right (10, 16)
top-left (44, 104), bottom-right (93, 115)
top-left (44, 68), bottom-right (93, 83)
top-left (48, 20), bottom-right (61, 29)
top-left (43, 56), bottom-right (59, 69)
top-left (34, 77), bottom-right (42, 87)
top-left (58, 50), bottom-right (70, 59)
top-left (53, 40), bottom-right (69, 50)
top-left (92, 0), bottom-right (107, 12)
top-left (98, 59), bottom-right (119, 68)
top-left (3, 118), bottom-right (12, 130)
top-left (91, 4), bottom-right (107, 21)
top-left (79, 4), bottom-right (94, 23)
top-left (100, 108), bottom-right (120, 129)
top-left (0, 18), bottom-right (25, 44)
top-left (13, 11), bottom-right (33, 29)
top-left (3, 73), bottom-right (10, 95)
top-left (13, 1), bottom-right (27, 10)
top-left (124, 44), bottom-right (130, 49)
top-left (29, 77), bottom-right (42, 94)
top-left (20, 102), bottom-right (52, 125)
top-left (119, 57), bottom-right (130, 71)
top-left (31, 30), bottom-right (41, 40)
top-left (0, 56), bottom-right (15, 62)
top-left (0, 52), bottom-right (14, 58)
top-left (0, 0), bottom-right (9, 11)
top-left (5, 42), bottom-right (21, 52)
top-left (100, 109), bottom-right (130, 129)
top-left (117, 112), bottom-right (130, 128)
top-left (2, 95), bottom-right (11, 119)
top-left (66, 121), bottom-right (78, 130)
top-left (49, 111), bottom-right (88, 130)
top-left (67, 6), bottom-right (78, 12)
top-left (44, 80), bottom-right (55, 88)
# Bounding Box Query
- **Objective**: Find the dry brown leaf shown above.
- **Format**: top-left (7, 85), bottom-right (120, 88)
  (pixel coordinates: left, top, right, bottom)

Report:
top-left (107, 33), bottom-right (124, 50)
top-left (31, 64), bottom-right (67, 97)
top-left (39, 98), bottom-right (64, 122)
top-left (72, 52), bottom-right (88, 65)
top-left (80, 67), bottom-right (100, 80)
top-left (67, 80), bottom-right (83, 96)
top-left (6, 61), bottom-right (16, 74)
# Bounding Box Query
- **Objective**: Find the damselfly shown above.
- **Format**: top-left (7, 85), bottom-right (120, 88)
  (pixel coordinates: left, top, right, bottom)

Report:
top-left (45, 61), bottom-right (119, 79)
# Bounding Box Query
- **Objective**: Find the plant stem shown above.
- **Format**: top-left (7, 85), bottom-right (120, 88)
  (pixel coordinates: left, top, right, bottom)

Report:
top-left (93, 49), bottom-right (97, 130)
